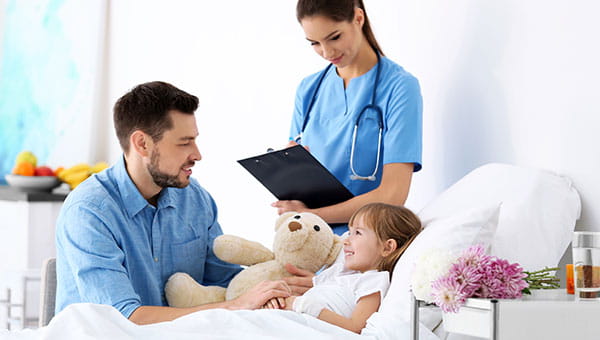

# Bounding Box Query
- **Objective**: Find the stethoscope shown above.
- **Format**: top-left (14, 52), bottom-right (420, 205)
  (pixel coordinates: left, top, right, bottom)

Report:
top-left (295, 52), bottom-right (383, 181)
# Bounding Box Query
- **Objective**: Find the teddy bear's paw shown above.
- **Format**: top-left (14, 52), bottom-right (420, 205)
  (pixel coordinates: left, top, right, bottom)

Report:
top-left (214, 235), bottom-right (274, 266)
top-left (165, 272), bottom-right (226, 307)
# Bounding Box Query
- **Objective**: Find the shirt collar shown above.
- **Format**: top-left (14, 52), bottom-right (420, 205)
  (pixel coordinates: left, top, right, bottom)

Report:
top-left (157, 186), bottom-right (176, 209)
top-left (113, 156), bottom-right (177, 217)
top-left (113, 156), bottom-right (148, 218)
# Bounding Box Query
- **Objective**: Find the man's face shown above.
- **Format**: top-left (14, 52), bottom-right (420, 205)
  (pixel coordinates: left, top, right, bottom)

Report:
top-left (147, 111), bottom-right (201, 188)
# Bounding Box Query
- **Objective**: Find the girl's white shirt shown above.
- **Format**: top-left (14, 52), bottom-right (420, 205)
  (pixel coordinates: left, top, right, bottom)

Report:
top-left (294, 261), bottom-right (390, 318)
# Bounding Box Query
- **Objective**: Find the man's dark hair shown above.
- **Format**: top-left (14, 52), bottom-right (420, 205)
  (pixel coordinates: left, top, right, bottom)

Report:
top-left (113, 81), bottom-right (199, 152)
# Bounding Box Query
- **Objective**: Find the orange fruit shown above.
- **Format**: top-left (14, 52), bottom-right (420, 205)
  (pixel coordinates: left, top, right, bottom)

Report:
top-left (13, 161), bottom-right (35, 176)
top-left (54, 166), bottom-right (64, 176)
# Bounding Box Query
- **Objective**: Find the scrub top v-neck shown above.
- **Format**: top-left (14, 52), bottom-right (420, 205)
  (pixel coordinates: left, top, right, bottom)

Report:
top-left (290, 56), bottom-right (423, 199)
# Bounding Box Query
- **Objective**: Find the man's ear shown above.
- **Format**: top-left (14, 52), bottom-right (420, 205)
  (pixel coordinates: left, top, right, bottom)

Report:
top-left (130, 130), bottom-right (151, 157)
top-left (382, 239), bottom-right (398, 257)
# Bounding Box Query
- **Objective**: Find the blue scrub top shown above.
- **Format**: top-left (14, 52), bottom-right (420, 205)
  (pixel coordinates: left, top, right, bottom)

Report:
top-left (290, 56), bottom-right (423, 234)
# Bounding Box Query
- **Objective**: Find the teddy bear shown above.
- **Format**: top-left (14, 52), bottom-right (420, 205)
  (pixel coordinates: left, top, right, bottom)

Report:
top-left (165, 211), bottom-right (343, 307)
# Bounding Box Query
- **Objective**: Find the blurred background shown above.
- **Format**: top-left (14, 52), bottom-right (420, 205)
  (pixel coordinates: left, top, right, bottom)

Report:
top-left (0, 0), bottom-right (599, 248)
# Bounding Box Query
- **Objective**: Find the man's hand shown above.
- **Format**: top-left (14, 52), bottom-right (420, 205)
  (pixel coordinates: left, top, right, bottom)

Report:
top-left (229, 280), bottom-right (291, 310)
top-left (282, 263), bottom-right (315, 295)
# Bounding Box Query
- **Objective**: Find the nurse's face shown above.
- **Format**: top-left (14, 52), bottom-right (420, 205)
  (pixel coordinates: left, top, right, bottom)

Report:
top-left (146, 111), bottom-right (201, 188)
top-left (300, 9), bottom-right (365, 68)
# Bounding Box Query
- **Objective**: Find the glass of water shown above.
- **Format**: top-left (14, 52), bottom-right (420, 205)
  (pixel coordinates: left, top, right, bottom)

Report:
top-left (572, 231), bottom-right (600, 301)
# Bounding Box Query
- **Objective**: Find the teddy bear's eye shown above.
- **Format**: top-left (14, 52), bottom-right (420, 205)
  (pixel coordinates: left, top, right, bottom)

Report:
top-left (294, 215), bottom-right (301, 219)
top-left (313, 225), bottom-right (320, 231)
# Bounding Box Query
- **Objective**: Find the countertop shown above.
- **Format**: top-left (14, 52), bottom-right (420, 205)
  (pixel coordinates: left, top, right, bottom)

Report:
top-left (0, 185), bottom-right (68, 202)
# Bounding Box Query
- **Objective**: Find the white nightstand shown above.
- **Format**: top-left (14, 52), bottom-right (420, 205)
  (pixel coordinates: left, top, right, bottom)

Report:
top-left (411, 290), bottom-right (600, 340)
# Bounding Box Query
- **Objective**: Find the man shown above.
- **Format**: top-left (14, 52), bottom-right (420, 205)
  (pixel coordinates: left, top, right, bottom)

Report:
top-left (55, 81), bottom-right (291, 324)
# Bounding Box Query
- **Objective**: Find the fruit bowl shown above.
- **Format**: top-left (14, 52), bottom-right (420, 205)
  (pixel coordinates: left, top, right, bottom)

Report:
top-left (4, 174), bottom-right (61, 192)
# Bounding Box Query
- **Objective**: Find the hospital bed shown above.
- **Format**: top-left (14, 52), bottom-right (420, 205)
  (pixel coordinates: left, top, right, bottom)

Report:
top-left (1, 163), bottom-right (581, 340)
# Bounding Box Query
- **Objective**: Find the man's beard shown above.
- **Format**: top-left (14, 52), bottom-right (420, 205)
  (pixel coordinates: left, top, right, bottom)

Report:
top-left (147, 149), bottom-right (189, 188)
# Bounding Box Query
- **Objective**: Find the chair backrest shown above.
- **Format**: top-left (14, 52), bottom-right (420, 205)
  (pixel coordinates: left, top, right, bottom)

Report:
top-left (39, 257), bottom-right (57, 327)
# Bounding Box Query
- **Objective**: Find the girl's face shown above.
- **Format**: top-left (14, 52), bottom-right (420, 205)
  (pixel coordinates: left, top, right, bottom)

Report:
top-left (344, 215), bottom-right (385, 272)
top-left (300, 9), bottom-right (364, 68)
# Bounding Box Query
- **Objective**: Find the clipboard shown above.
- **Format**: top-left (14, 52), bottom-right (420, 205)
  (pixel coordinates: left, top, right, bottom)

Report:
top-left (237, 145), bottom-right (354, 209)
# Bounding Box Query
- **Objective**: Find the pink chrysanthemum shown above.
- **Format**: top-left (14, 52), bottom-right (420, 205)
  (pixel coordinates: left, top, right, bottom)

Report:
top-left (458, 244), bottom-right (490, 268)
top-left (476, 258), bottom-right (528, 299)
top-left (447, 260), bottom-right (482, 297)
top-left (431, 275), bottom-right (468, 313)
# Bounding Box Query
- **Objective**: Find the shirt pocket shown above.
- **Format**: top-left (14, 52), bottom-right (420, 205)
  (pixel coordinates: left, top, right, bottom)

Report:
top-left (170, 237), bottom-right (207, 283)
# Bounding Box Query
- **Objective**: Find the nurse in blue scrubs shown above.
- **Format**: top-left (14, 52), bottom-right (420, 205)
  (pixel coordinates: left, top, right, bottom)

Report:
top-left (272, 0), bottom-right (423, 238)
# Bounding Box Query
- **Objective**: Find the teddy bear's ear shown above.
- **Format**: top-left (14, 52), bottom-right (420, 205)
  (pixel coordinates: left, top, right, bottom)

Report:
top-left (274, 211), bottom-right (298, 231)
top-left (324, 235), bottom-right (344, 266)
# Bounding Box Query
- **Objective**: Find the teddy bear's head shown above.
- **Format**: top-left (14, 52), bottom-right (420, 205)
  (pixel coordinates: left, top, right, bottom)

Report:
top-left (272, 212), bottom-right (342, 273)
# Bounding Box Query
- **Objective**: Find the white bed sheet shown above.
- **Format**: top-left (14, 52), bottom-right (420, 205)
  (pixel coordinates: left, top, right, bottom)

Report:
top-left (1, 303), bottom-right (440, 340)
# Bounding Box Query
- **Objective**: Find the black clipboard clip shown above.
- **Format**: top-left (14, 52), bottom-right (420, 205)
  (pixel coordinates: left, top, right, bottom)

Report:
top-left (237, 145), bottom-right (354, 209)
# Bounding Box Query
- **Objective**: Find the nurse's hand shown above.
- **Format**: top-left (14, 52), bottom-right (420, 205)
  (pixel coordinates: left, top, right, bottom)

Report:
top-left (271, 200), bottom-right (308, 215)
top-left (283, 263), bottom-right (314, 295)
top-left (286, 140), bottom-right (310, 152)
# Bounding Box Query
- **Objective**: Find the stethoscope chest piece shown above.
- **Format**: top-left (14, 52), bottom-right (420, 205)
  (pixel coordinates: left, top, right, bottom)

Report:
top-left (300, 53), bottom-right (384, 181)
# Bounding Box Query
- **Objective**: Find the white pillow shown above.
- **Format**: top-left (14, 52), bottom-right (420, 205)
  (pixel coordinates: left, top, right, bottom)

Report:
top-left (416, 163), bottom-right (581, 270)
top-left (376, 202), bottom-right (501, 324)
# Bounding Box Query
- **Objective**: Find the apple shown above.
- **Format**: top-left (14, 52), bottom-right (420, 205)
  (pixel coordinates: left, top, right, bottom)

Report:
top-left (34, 166), bottom-right (56, 177)
top-left (16, 151), bottom-right (37, 168)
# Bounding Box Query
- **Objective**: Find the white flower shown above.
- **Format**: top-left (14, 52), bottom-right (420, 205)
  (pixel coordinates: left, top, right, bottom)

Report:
top-left (410, 248), bottom-right (458, 303)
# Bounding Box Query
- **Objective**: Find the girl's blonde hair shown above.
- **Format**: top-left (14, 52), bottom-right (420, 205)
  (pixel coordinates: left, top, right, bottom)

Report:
top-left (349, 203), bottom-right (422, 277)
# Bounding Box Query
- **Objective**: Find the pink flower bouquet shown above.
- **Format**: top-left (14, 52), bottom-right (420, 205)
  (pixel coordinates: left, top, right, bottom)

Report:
top-left (429, 245), bottom-right (529, 313)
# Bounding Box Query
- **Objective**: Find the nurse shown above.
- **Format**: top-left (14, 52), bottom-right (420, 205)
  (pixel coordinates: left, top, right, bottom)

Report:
top-left (272, 0), bottom-right (423, 236)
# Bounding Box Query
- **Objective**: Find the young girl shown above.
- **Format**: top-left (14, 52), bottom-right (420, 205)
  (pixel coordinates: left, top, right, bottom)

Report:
top-left (265, 203), bottom-right (422, 334)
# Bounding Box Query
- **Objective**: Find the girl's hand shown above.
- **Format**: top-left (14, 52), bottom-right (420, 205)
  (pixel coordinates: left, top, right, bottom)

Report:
top-left (284, 296), bottom-right (296, 311)
top-left (271, 200), bottom-right (309, 215)
top-left (263, 297), bottom-right (287, 309)
top-left (230, 280), bottom-right (291, 310)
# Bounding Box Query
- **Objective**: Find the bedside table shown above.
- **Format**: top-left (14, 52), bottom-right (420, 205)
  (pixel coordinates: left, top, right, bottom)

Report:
top-left (411, 290), bottom-right (600, 340)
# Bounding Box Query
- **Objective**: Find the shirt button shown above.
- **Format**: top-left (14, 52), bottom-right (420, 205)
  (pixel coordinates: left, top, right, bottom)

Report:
top-left (154, 257), bottom-right (159, 262)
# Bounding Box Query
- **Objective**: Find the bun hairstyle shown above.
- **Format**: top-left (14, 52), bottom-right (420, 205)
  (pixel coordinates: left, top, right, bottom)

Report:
top-left (349, 203), bottom-right (422, 277)
top-left (296, 0), bottom-right (384, 56)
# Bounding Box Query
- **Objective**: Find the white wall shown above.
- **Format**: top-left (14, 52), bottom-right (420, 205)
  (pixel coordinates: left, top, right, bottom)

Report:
top-left (377, 0), bottom-right (600, 231)
top-left (102, 0), bottom-right (600, 246)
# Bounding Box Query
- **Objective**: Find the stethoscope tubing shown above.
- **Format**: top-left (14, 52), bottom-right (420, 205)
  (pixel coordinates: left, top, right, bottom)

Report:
top-left (298, 52), bottom-right (384, 181)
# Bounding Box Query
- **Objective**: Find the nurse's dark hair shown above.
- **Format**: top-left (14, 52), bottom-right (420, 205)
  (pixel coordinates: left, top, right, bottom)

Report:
top-left (113, 81), bottom-right (199, 153)
top-left (296, 0), bottom-right (384, 56)
top-left (349, 203), bottom-right (422, 278)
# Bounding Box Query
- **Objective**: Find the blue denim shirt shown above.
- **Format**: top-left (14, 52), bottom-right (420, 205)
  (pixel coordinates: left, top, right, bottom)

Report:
top-left (55, 157), bottom-right (241, 317)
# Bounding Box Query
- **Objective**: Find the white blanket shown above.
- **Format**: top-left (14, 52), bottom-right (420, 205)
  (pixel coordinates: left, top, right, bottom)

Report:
top-left (0, 303), bottom-right (439, 340)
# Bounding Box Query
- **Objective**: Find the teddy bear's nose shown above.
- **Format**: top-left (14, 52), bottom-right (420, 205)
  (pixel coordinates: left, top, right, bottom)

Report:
top-left (288, 221), bottom-right (302, 232)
